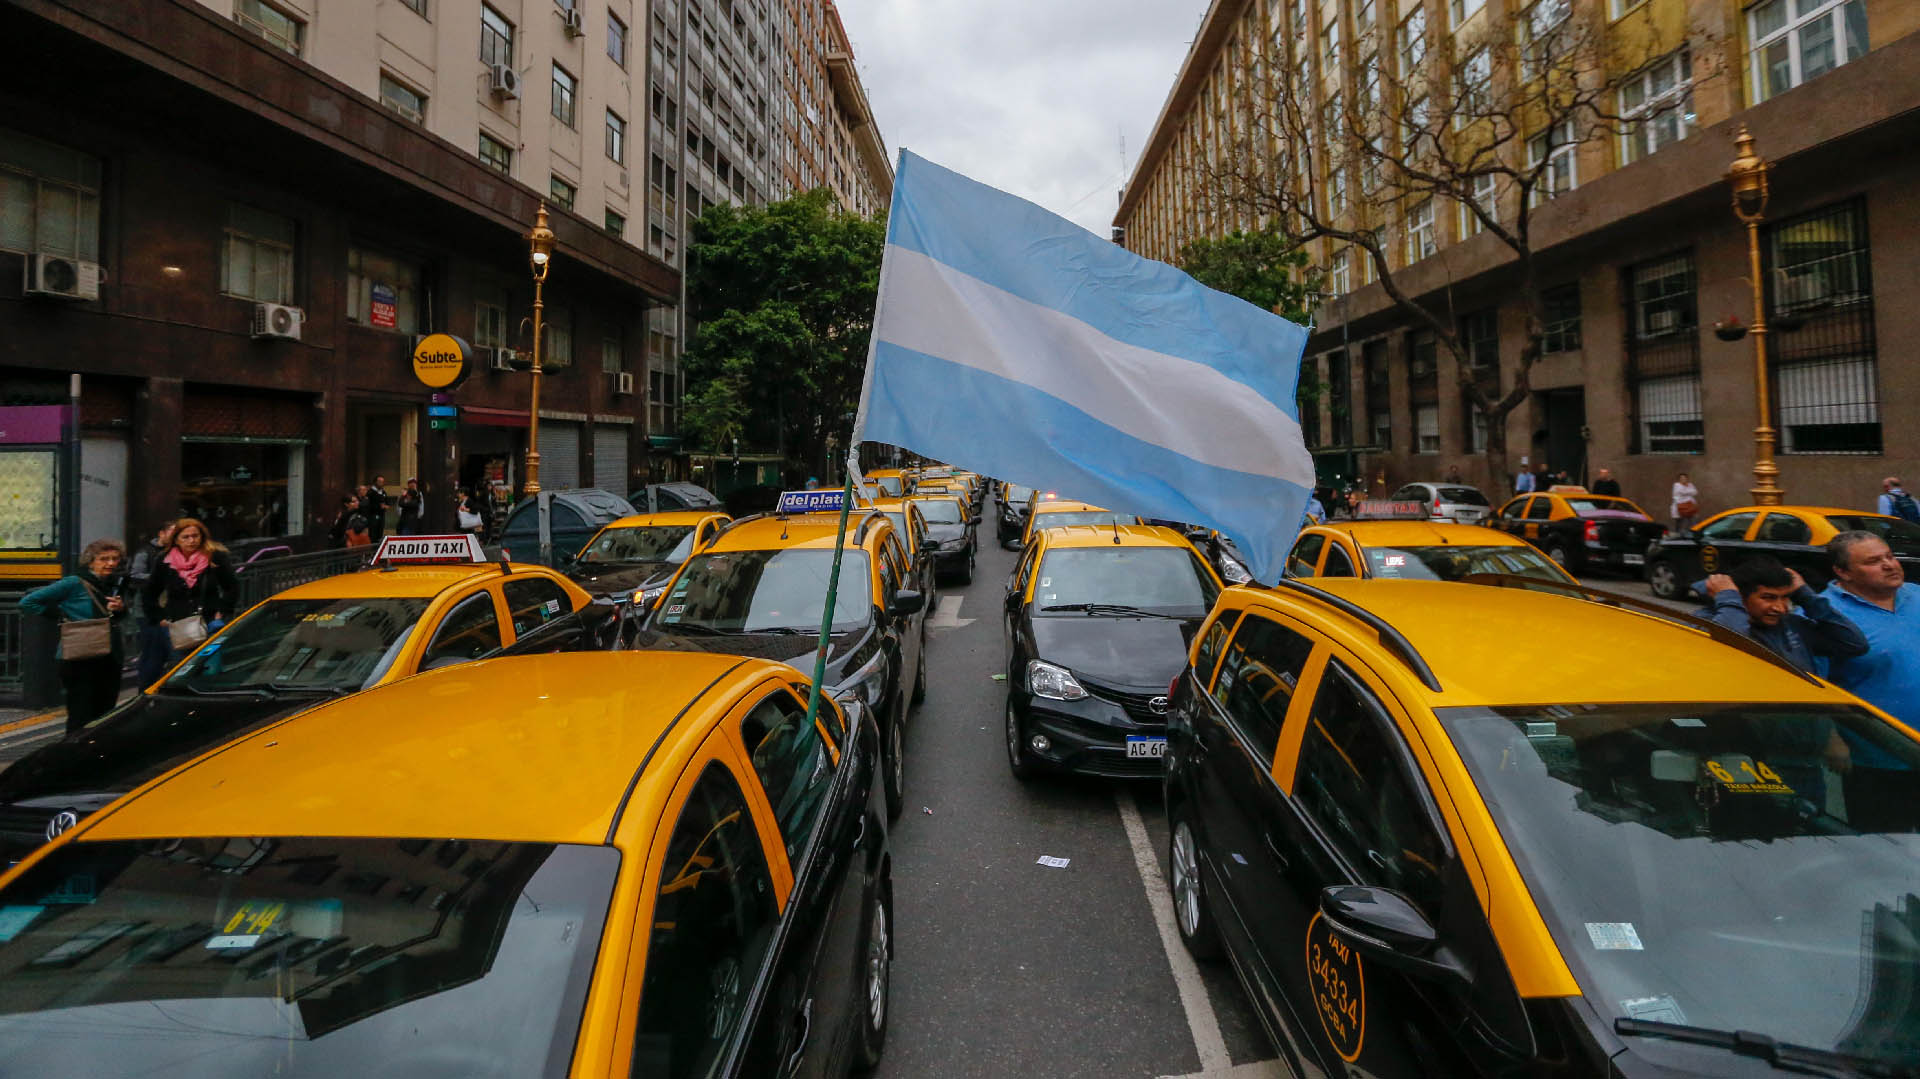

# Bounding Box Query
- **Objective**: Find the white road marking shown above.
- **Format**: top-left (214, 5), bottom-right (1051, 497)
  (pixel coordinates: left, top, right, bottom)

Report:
top-left (928, 594), bottom-right (976, 630)
top-left (1160, 1062), bottom-right (1291, 1079)
top-left (1116, 790), bottom-right (1233, 1074)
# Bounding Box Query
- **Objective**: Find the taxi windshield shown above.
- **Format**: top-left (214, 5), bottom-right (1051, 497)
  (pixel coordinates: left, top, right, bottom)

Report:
top-left (1364, 544), bottom-right (1565, 581)
top-left (1003, 484), bottom-right (1035, 504)
top-left (873, 476), bottom-right (904, 497)
top-left (577, 524), bottom-right (696, 564)
top-left (1566, 497), bottom-right (1649, 518)
top-left (162, 598), bottom-right (430, 694)
top-left (655, 549), bottom-right (873, 633)
top-left (0, 836), bottom-right (617, 1078)
top-left (1033, 547), bottom-right (1217, 616)
top-left (1826, 515), bottom-right (1920, 556)
top-left (912, 499), bottom-right (965, 524)
top-left (1443, 702), bottom-right (1920, 1068)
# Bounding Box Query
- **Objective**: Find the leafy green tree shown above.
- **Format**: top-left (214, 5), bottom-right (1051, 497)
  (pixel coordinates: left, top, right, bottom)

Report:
top-left (681, 189), bottom-right (885, 480)
top-left (1179, 223), bottom-right (1325, 404)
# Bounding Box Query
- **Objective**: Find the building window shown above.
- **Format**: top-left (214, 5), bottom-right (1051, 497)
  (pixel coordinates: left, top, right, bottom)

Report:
top-left (1416, 405), bottom-right (1441, 454)
top-left (549, 175), bottom-right (576, 210)
top-left (1459, 171), bottom-right (1495, 237)
top-left (1355, 0), bottom-right (1375, 33)
top-left (545, 308), bottom-right (573, 369)
top-left (1467, 399), bottom-right (1489, 454)
top-left (1542, 283), bottom-right (1581, 353)
top-left (478, 131), bottom-right (512, 175)
top-left (234, 0), bottom-right (304, 56)
top-left (1405, 94), bottom-right (1430, 153)
top-left (609, 11), bottom-right (628, 67)
top-left (1405, 198), bottom-right (1435, 263)
top-left (1765, 198), bottom-right (1880, 454)
top-left (0, 128), bottom-right (103, 260)
top-left (1329, 165), bottom-right (1348, 216)
top-left (1329, 247), bottom-right (1351, 295)
top-left (1625, 252), bottom-right (1702, 453)
top-left (347, 246), bottom-right (424, 334)
top-left (1364, 340), bottom-right (1390, 449)
top-left (399, 0), bottom-right (427, 17)
top-left (1408, 328), bottom-right (1439, 453)
top-left (1521, 0), bottom-right (1571, 78)
top-left (603, 333), bottom-right (625, 374)
top-left (481, 4), bottom-right (514, 67)
top-left (1749, 0), bottom-right (1867, 104)
top-left (1451, 0), bottom-right (1487, 27)
top-left (606, 110), bottom-right (627, 163)
top-left (221, 203), bottom-right (296, 304)
top-left (1397, 5), bottom-right (1427, 75)
top-left (474, 299), bottom-right (508, 348)
top-left (1527, 120), bottom-right (1577, 205)
top-left (1322, 13), bottom-right (1341, 64)
top-left (1328, 350), bottom-right (1352, 447)
top-left (1610, 0), bottom-right (1647, 16)
top-left (1621, 51), bottom-right (1694, 164)
top-left (1460, 309), bottom-right (1497, 370)
top-left (552, 64), bottom-right (577, 127)
top-left (605, 208), bottom-right (625, 238)
top-left (1299, 357), bottom-right (1321, 447)
top-left (1456, 47), bottom-right (1490, 126)
top-left (379, 72), bottom-right (427, 123)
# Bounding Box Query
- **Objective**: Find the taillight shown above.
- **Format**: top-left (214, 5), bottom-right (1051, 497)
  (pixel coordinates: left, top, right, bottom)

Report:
top-left (1583, 521), bottom-right (1599, 543)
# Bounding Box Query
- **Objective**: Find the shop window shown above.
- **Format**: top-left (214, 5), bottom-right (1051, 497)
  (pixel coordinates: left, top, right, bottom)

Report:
top-left (346, 246), bottom-right (423, 333)
top-left (0, 127), bottom-right (103, 260)
top-left (221, 203), bottom-right (295, 304)
top-left (179, 440), bottom-right (301, 542)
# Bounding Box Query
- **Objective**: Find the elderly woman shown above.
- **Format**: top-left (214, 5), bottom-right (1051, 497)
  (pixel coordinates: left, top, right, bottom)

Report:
top-left (21, 539), bottom-right (130, 735)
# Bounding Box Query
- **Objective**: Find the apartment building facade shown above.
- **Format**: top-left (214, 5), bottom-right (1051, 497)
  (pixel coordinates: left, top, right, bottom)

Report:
top-left (1117, 0), bottom-right (1920, 516)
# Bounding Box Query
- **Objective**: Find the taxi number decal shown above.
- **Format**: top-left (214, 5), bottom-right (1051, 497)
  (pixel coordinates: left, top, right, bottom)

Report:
top-left (1305, 911), bottom-right (1365, 1063)
top-left (1707, 758), bottom-right (1793, 794)
top-left (223, 901), bottom-right (285, 936)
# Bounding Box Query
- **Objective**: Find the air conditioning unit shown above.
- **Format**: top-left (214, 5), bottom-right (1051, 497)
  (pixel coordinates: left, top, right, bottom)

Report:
top-left (251, 302), bottom-right (305, 340)
top-left (489, 63), bottom-right (520, 99)
top-left (560, 7), bottom-right (583, 36)
top-left (23, 254), bottom-right (102, 301)
top-left (491, 347), bottom-right (521, 371)
top-left (613, 371), bottom-right (635, 396)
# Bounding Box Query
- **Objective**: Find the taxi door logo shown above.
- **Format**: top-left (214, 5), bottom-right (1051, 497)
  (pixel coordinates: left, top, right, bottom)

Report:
top-left (1306, 911), bottom-right (1366, 1062)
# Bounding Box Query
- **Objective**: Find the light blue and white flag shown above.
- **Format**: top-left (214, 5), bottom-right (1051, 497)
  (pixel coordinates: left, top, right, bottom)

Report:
top-left (854, 151), bottom-right (1315, 584)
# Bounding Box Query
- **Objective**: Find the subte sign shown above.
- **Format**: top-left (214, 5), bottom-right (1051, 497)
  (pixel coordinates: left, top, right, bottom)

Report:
top-left (411, 333), bottom-right (474, 390)
top-left (373, 534), bottom-right (487, 564)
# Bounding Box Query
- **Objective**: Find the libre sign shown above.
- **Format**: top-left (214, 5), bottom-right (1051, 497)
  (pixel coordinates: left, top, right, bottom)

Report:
top-left (411, 334), bottom-right (473, 390)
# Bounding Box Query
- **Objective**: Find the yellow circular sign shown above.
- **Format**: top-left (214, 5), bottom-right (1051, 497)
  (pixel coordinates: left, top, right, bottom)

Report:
top-left (411, 333), bottom-right (472, 389)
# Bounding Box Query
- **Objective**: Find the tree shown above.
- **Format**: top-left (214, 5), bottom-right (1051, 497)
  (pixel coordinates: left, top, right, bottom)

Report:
top-left (681, 189), bottom-right (886, 480)
top-left (1192, 1), bottom-right (1704, 473)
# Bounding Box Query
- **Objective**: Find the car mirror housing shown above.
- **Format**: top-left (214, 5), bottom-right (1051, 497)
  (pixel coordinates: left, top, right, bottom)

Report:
top-left (891, 588), bottom-right (924, 616)
top-left (1318, 885), bottom-right (1470, 985)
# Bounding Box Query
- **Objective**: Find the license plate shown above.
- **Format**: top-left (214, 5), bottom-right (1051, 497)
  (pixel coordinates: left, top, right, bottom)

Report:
top-left (1126, 736), bottom-right (1168, 759)
top-left (1622, 553), bottom-right (1645, 565)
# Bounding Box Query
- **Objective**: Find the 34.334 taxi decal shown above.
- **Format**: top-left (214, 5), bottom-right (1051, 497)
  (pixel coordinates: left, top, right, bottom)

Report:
top-left (1306, 911), bottom-right (1366, 1062)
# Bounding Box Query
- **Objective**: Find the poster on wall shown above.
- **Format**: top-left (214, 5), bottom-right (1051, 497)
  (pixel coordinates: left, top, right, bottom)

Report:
top-left (0, 451), bottom-right (58, 551)
top-left (370, 283), bottom-right (398, 329)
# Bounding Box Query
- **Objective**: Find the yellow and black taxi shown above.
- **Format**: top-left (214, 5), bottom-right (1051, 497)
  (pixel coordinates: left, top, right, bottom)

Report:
top-left (906, 490), bottom-right (979, 584)
top-left (1019, 495), bottom-right (1146, 547)
top-left (563, 508), bottom-right (731, 615)
top-left (1284, 506), bottom-right (1576, 583)
top-left (1166, 574), bottom-right (1920, 1077)
top-left (868, 496), bottom-right (941, 608)
top-left (995, 480), bottom-right (1037, 546)
top-left (633, 490), bottom-right (928, 819)
top-left (1004, 525), bottom-right (1222, 779)
top-left (0, 535), bottom-right (606, 862)
top-left (866, 468), bottom-right (913, 499)
top-left (1643, 504), bottom-right (1920, 600)
top-left (1490, 487), bottom-right (1667, 575)
top-left (0, 650), bottom-right (894, 1077)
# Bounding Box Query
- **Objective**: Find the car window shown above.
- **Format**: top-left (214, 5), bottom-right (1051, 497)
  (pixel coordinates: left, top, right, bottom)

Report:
top-left (1389, 485), bottom-right (1424, 501)
top-left (1699, 511), bottom-right (1758, 540)
top-left (1524, 497), bottom-right (1554, 520)
top-left (1321, 542), bottom-right (1356, 578)
top-left (503, 577), bottom-right (573, 637)
top-left (1435, 486), bottom-right (1489, 506)
top-left (1496, 498), bottom-right (1526, 520)
top-left (877, 546), bottom-right (900, 609)
top-left (1291, 661), bottom-right (1447, 917)
top-left (420, 591), bottom-right (503, 668)
top-left (740, 689), bottom-right (835, 862)
top-left (1755, 512), bottom-right (1812, 545)
top-left (632, 762), bottom-right (780, 1079)
top-left (1194, 611), bottom-right (1238, 695)
top-left (882, 532), bottom-right (909, 586)
top-left (1287, 533), bottom-right (1326, 577)
top-left (1213, 613), bottom-right (1317, 767)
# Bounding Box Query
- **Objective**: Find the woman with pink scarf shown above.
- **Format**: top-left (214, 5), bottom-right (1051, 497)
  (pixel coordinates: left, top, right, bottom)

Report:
top-left (141, 517), bottom-right (239, 660)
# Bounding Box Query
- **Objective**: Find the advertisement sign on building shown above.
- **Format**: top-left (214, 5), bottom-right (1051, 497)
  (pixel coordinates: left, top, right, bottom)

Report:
top-left (410, 333), bottom-right (473, 390)
top-left (370, 283), bottom-right (398, 329)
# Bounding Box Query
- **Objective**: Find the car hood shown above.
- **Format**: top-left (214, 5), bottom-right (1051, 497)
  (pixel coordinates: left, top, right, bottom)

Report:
top-left (0, 690), bottom-right (333, 807)
top-left (926, 523), bottom-right (967, 544)
top-left (1030, 615), bottom-right (1200, 691)
top-left (564, 561), bottom-right (675, 596)
top-left (627, 626), bottom-right (878, 693)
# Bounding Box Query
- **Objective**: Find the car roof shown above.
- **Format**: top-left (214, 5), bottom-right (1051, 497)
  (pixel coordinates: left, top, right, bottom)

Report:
top-left (1032, 499), bottom-right (1112, 515)
top-left (79, 653), bottom-right (776, 846)
top-left (271, 563), bottom-right (529, 600)
top-left (1038, 524), bottom-right (1192, 549)
top-left (1714, 504), bottom-right (1892, 519)
top-left (710, 513), bottom-right (883, 552)
top-left (1311, 521), bottom-right (1530, 547)
top-left (1238, 579), bottom-right (1840, 708)
top-left (602, 511), bottom-right (727, 528)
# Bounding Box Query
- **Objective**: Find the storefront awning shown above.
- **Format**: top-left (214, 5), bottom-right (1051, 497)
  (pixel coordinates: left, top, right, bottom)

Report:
top-left (647, 435), bottom-right (683, 450)
top-left (463, 406), bottom-right (531, 428)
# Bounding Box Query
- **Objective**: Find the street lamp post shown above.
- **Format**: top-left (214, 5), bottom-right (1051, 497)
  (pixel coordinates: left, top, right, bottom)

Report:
top-left (524, 203), bottom-right (556, 497)
top-left (1726, 126), bottom-right (1785, 506)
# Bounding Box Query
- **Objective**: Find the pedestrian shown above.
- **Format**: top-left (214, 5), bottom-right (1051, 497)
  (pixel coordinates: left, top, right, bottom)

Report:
top-left (1670, 472), bottom-right (1699, 532)
top-left (1444, 464), bottom-right (1463, 485)
top-left (1590, 467), bottom-right (1622, 497)
top-left (456, 487), bottom-right (486, 536)
top-left (1696, 557), bottom-right (1867, 674)
top-left (396, 477), bottom-right (425, 535)
top-left (144, 517), bottom-right (239, 666)
top-left (21, 539), bottom-right (130, 735)
top-left (1305, 490), bottom-right (1327, 522)
top-left (1514, 466), bottom-right (1536, 494)
top-left (125, 520), bottom-right (179, 686)
top-left (364, 475), bottom-right (390, 543)
top-left (1822, 530), bottom-right (1920, 826)
top-left (1877, 476), bottom-right (1920, 523)
top-left (329, 495), bottom-right (370, 547)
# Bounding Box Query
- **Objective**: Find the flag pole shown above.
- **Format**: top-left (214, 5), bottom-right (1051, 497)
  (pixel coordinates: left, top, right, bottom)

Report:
top-left (800, 446), bottom-right (860, 740)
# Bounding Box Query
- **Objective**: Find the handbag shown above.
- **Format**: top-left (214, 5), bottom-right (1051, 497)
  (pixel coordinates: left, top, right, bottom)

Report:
top-left (1676, 498), bottom-right (1698, 517)
top-left (457, 506), bottom-right (483, 531)
top-left (58, 581), bottom-right (115, 661)
top-left (168, 614), bottom-right (209, 651)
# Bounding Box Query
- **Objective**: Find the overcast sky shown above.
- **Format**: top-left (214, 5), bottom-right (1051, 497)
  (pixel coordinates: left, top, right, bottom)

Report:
top-left (834, 0), bottom-right (1213, 237)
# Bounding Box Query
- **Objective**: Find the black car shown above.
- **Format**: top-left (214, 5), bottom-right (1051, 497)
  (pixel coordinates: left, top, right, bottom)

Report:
top-left (1003, 527), bottom-right (1220, 779)
top-left (995, 482), bottom-right (1037, 547)
top-left (498, 488), bottom-right (637, 566)
top-left (1642, 505), bottom-right (1920, 599)
top-left (1490, 490), bottom-right (1667, 575)
top-left (908, 493), bottom-right (978, 584)
top-left (628, 480), bottom-right (724, 514)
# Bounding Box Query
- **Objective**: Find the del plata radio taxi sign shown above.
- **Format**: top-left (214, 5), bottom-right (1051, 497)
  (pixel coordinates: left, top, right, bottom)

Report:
top-left (411, 333), bottom-right (473, 390)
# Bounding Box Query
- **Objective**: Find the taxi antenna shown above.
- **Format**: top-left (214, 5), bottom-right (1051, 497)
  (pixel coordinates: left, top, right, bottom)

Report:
top-left (497, 551), bottom-right (513, 575)
top-left (1112, 517), bottom-right (1121, 544)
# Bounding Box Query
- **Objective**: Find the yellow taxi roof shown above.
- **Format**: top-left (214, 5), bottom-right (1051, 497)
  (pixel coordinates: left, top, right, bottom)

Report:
top-left (1032, 499), bottom-right (1110, 515)
top-left (711, 513), bottom-right (875, 551)
top-left (601, 510), bottom-right (725, 529)
top-left (1717, 504), bottom-right (1891, 520)
top-left (272, 563), bottom-right (525, 600)
top-left (1263, 579), bottom-right (1841, 708)
top-left (1038, 524), bottom-right (1189, 549)
top-left (82, 653), bottom-right (773, 845)
top-left (1317, 520), bottom-right (1531, 547)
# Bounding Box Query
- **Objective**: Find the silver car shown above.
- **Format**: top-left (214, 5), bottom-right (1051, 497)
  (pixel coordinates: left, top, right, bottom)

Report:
top-left (1388, 482), bottom-right (1493, 524)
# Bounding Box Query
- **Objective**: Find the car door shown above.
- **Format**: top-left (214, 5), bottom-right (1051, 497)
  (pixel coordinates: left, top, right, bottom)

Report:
top-left (500, 575), bottom-right (584, 652)
top-left (1491, 497), bottom-right (1527, 537)
top-left (877, 533), bottom-right (920, 698)
top-left (1694, 510), bottom-right (1761, 576)
top-left (1004, 541), bottom-right (1040, 657)
top-left (1192, 611), bottom-right (1323, 1073)
top-left (413, 588), bottom-right (507, 673)
top-left (1521, 495), bottom-right (1554, 542)
top-left (1319, 540), bottom-right (1358, 579)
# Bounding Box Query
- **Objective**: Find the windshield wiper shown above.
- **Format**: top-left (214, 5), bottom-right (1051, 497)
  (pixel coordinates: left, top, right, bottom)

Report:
top-left (1040, 603), bottom-right (1183, 619)
top-left (660, 621), bottom-right (739, 636)
top-left (1614, 1018), bottom-right (1915, 1078)
top-left (743, 626), bottom-right (812, 635)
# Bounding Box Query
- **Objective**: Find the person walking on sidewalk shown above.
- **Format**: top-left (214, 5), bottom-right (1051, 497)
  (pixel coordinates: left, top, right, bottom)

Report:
top-left (21, 539), bottom-right (130, 735)
top-left (396, 478), bottom-right (426, 535)
top-left (126, 520), bottom-right (177, 686)
top-left (1878, 477), bottom-right (1920, 523)
top-left (143, 517), bottom-right (239, 666)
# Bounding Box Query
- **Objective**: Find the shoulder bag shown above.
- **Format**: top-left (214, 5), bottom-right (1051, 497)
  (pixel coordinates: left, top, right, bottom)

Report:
top-left (59, 580), bottom-right (116, 661)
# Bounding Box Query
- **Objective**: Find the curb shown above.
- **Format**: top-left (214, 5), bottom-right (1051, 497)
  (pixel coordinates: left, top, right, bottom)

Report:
top-left (0, 709), bottom-right (63, 737)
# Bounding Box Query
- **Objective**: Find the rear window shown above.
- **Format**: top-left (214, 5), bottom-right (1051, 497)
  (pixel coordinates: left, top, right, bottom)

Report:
top-left (912, 498), bottom-right (965, 524)
top-left (1032, 546), bottom-right (1217, 616)
top-left (1435, 487), bottom-right (1489, 506)
top-left (1827, 516), bottom-right (1920, 556)
top-left (0, 837), bottom-right (618, 1078)
top-left (1567, 497), bottom-right (1649, 519)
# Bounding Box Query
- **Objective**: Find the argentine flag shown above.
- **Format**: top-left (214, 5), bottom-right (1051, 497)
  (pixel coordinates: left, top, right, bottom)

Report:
top-left (854, 151), bottom-right (1315, 585)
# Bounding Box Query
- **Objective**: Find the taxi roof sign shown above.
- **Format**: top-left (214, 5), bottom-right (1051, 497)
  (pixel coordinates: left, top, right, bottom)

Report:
top-left (778, 489), bottom-right (847, 515)
top-left (371, 534), bottom-right (487, 564)
top-left (1353, 500), bottom-right (1433, 520)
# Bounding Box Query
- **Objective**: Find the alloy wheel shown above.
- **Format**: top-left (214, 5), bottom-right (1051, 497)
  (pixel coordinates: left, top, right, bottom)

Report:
top-left (866, 893), bottom-right (890, 1030)
top-left (1172, 821), bottom-right (1203, 939)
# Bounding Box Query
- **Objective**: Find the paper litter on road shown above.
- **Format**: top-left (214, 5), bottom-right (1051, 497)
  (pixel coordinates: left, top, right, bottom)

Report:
top-left (1035, 855), bottom-right (1070, 869)
top-left (990, 673), bottom-right (1006, 681)
top-left (922, 806), bottom-right (933, 815)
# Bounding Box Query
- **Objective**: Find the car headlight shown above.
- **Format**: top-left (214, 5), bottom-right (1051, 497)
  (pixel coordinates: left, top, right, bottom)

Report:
top-left (1219, 558), bottom-right (1253, 585)
top-left (831, 648), bottom-right (888, 708)
top-left (633, 585), bottom-right (666, 608)
top-left (1028, 659), bottom-right (1087, 701)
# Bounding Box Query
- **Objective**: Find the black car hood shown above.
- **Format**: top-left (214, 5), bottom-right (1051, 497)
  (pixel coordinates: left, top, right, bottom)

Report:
top-left (1031, 615), bottom-right (1200, 690)
top-left (0, 690), bottom-right (333, 807)
top-left (565, 560), bottom-right (675, 595)
top-left (925, 523), bottom-right (967, 544)
top-left (628, 626), bottom-right (878, 693)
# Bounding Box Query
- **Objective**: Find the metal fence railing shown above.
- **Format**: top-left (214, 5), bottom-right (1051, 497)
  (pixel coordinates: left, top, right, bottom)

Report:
top-left (233, 547), bottom-right (372, 610)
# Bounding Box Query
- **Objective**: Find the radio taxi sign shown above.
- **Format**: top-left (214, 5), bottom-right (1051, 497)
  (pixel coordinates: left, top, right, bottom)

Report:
top-left (777, 489), bottom-right (847, 515)
top-left (411, 333), bottom-right (473, 390)
top-left (372, 534), bottom-right (487, 564)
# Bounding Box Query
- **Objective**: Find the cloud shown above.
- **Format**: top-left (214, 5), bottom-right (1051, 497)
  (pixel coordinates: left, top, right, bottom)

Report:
top-left (835, 0), bottom-right (1210, 237)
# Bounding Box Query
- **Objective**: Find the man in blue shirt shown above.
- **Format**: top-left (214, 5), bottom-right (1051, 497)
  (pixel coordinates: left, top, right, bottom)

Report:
top-left (1824, 531), bottom-right (1920, 724)
top-left (1698, 557), bottom-right (1867, 674)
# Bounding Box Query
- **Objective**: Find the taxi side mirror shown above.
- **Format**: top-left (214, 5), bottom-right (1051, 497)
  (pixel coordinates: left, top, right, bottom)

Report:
top-left (891, 589), bottom-right (924, 616)
top-left (1318, 885), bottom-right (1470, 986)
